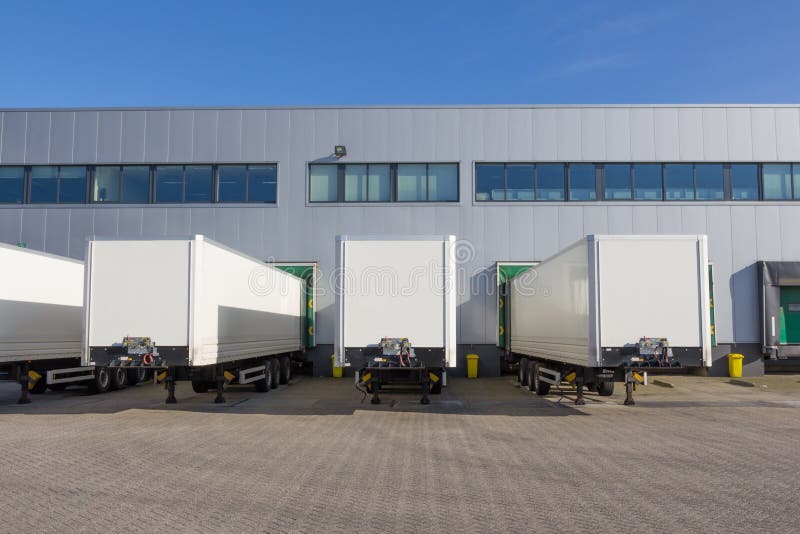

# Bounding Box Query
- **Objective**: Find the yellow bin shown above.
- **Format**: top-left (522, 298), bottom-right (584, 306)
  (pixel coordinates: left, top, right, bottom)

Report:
top-left (466, 354), bottom-right (479, 378)
top-left (331, 354), bottom-right (343, 378)
top-left (728, 353), bottom-right (744, 378)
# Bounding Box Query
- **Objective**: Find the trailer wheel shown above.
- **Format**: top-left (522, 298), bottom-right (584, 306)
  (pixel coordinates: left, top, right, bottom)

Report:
top-left (48, 384), bottom-right (67, 392)
top-left (88, 367), bottom-right (110, 394)
top-left (530, 364), bottom-right (550, 396)
top-left (30, 377), bottom-right (48, 394)
top-left (127, 368), bottom-right (148, 386)
top-left (519, 358), bottom-right (529, 387)
top-left (269, 358), bottom-right (280, 389)
top-left (596, 381), bottom-right (615, 396)
top-left (109, 367), bottom-right (128, 390)
top-left (279, 355), bottom-right (292, 385)
top-left (191, 380), bottom-right (210, 393)
top-left (255, 361), bottom-right (272, 392)
top-left (526, 363), bottom-right (537, 392)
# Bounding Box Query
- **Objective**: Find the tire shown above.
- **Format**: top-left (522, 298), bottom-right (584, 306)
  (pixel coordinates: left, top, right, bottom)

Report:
top-left (519, 358), bottom-right (529, 387)
top-left (88, 367), bottom-right (110, 394)
top-left (191, 380), bottom-right (210, 393)
top-left (255, 361), bottom-right (272, 392)
top-left (596, 381), bottom-right (615, 396)
top-left (109, 367), bottom-right (128, 390)
top-left (279, 355), bottom-right (292, 385)
top-left (269, 358), bottom-right (280, 389)
top-left (29, 376), bottom-right (48, 394)
top-left (48, 384), bottom-right (68, 392)
top-left (430, 369), bottom-right (443, 394)
top-left (529, 363), bottom-right (550, 395)
top-left (526, 363), bottom-right (537, 392)
top-left (127, 368), bottom-right (148, 386)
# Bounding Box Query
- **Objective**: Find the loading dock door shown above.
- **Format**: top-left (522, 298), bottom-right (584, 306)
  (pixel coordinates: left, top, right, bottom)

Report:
top-left (780, 287), bottom-right (800, 344)
top-left (270, 263), bottom-right (317, 349)
top-left (496, 262), bottom-right (537, 349)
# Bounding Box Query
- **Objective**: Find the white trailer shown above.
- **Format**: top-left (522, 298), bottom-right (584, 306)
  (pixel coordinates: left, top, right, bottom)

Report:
top-left (335, 235), bottom-right (457, 404)
top-left (83, 236), bottom-right (305, 403)
top-left (508, 234), bottom-right (711, 405)
top-left (0, 243), bottom-right (98, 403)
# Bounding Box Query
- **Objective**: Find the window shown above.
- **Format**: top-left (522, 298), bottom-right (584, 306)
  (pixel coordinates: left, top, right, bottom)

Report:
top-left (633, 164), bottom-right (662, 200)
top-left (309, 165), bottom-right (338, 202)
top-left (427, 164), bottom-right (459, 201)
top-left (367, 164), bottom-right (391, 202)
top-left (568, 164), bottom-right (596, 200)
top-left (475, 164), bottom-right (505, 201)
top-left (59, 167), bottom-right (87, 203)
top-left (92, 166), bottom-right (121, 202)
top-left (344, 164), bottom-right (367, 202)
top-left (695, 164), bottom-right (724, 201)
top-left (121, 166), bottom-right (150, 203)
top-left (248, 165), bottom-right (277, 203)
top-left (217, 165), bottom-right (246, 202)
top-left (536, 164), bottom-right (564, 201)
top-left (604, 164), bottom-right (632, 200)
top-left (763, 164), bottom-right (792, 200)
top-left (664, 164), bottom-right (695, 200)
top-left (0, 167), bottom-right (25, 204)
top-left (155, 166), bottom-right (183, 203)
top-left (185, 166), bottom-right (213, 202)
top-left (506, 164), bottom-right (534, 200)
top-left (731, 164), bottom-right (759, 200)
top-left (311, 162), bottom-right (457, 203)
top-left (397, 164), bottom-right (427, 201)
top-left (30, 166), bottom-right (58, 203)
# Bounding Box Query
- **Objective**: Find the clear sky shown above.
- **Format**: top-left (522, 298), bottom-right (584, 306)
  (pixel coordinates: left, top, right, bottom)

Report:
top-left (1, 0), bottom-right (799, 107)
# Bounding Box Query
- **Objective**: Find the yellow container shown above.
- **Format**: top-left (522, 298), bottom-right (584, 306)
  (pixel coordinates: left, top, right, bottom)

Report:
top-left (331, 354), bottom-right (343, 378)
top-left (727, 353), bottom-right (744, 378)
top-left (466, 353), bottom-right (479, 378)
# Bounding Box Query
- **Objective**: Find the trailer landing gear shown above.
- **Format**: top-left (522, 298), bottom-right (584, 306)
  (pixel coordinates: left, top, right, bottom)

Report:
top-left (370, 380), bottom-right (381, 405)
top-left (165, 369), bottom-right (177, 404)
top-left (575, 382), bottom-right (586, 406)
top-left (214, 366), bottom-right (227, 404)
top-left (17, 363), bottom-right (31, 405)
top-left (624, 370), bottom-right (645, 406)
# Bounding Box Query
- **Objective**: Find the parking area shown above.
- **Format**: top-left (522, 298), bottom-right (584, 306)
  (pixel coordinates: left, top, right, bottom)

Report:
top-left (1, 374), bottom-right (799, 532)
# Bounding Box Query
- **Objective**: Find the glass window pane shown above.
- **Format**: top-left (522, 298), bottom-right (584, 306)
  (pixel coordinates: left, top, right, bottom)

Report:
top-left (217, 165), bottom-right (245, 202)
top-left (695, 164), bottom-right (724, 200)
top-left (536, 164), bottom-right (565, 201)
top-left (475, 164), bottom-right (505, 201)
top-left (506, 164), bottom-right (533, 200)
top-left (731, 164), bottom-right (759, 200)
top-left (30, 166), bottom-right (58, 203)
top-left (155, 166), bottom-right (183, 203)
top-left (664, 164), bottom-right (695, 200)
top-left (604, 164), bottom-right (632, 200)
top-left (344, 164), bottom-right (367, 202)
top-left (367, 164), bottom-right (391, 202)
top-left (247, 165), bottom-right (277, 203)
top-left (92, 166), bottom-right (120, 202)
top-left (309, 165), bottom-right (339, 202)
top-left (121, 166), bottom-right (150, 203)
top-left (397, 164), bottom-right (427, 201)
top-left (763, 164), bottom-right (792, 200)
top-left (427, 164), bottom-right (458, 201)
top-left (794, 165), bottom-right (800, 200)
top-left (0, 167), bottom-right (25, 204)
top-left (633, 164), bottom-right (662, 200)
top-left (568, 164), bottom-right (596, 201)
top-left (58, 166), bottom-right (87, 203)
top-left (186, 166), bottom-right (213, 203)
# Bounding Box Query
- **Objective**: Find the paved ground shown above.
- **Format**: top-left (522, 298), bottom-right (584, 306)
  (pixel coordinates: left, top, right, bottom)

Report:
top-left (1, 374), bottom-right (799, 533)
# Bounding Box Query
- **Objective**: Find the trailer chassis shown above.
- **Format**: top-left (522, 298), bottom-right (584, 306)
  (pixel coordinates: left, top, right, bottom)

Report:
top-left (356, 365), bottom-right (444, 405)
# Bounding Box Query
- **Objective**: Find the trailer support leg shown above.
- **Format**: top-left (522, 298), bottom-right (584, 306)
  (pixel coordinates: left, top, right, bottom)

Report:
top-left (574, 381), bottom-right (586, 406)
top-left (17, 363), bottom-right (31, 405)
top-left (214, 366), bottom-right (226, 404)
top-left (370, 379), bottom-right (381, 405)
top-left (420, 378), bottom-right (430, 405)
top-left (624, 371), bottom-right (636, 406)
top-left (165, 368), bottom-right (177, 404)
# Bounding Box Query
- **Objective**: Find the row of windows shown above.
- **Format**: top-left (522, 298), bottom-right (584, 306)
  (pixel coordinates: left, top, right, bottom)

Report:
top-left (309, 163), bottom-right (459, 203)
top-left (475, 163), bottom-right (800, 202)
top-left (0, 164), bottom-right (277, 204)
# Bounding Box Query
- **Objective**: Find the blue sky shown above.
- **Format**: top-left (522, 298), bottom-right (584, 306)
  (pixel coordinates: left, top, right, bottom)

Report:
top-left (1, 0), bottom-right (799, 106)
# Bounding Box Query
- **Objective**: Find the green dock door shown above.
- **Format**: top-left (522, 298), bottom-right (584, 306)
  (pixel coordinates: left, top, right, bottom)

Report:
top-left (779, 286), bottom-right (800, 344)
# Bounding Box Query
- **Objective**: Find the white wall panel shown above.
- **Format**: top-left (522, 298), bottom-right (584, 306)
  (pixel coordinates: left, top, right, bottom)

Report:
top-left (725, 108), bottom-right (753, 161)
top-left (97, 110), bottom-right (122, 163)
top-left (580, 108), bottom-right (605, 161)
top-left (774, 108), bottom-right (800, 161)
top-left (43, 209), bottom-right (69, 257)
top-left (702, 107), bottom-right (728, 161)
top-left (750, 108), bottom-right (778, 161)
top-left (630, 108), bottom-right (656, 161)
top-left (653, 108), bottom-right (680, 161)
top-left (192, 110), bottom-right (218, 162)
top-left (241, 110), bottom-right (267, 162)
top-left (217, 110), bottom-right (242, 162)
top-left (730, 205), bottom-right (758, 342)
top-left (606, 205), bottom-right (633, 233)
top-left (144, 110), bottom-right (169, 163)
top-left (556, 108), bottom-right (581, 160)
top-left (656, 205), bottom-right (682, 233)
top-left (67, 210), bottom-right (92, 259)
top-left (360, 108), bottom-right (390, 162)
top-left (755, 205), bottom-right (782, 260)
top-left (411, 108), bottom-right (437, 161)
top-left (507, 108), bottom-right (532, 161)
top-left (337, 109), bottom-right (363, 161)
top-left (677, 108), bottom-right (703, 161)
top-left (49, 111), bottom-right (75, 164)
top-left (25, 112), bottom-right (50, 163)
top-left (780, 206), bottom-right (800, 260)
top-left (532, 108), bottom-right (558, 160)
top-left (706, 206), bottom-right (733, 342)
top-left (121, 110), bottom-right (146, 163)
top-left (582, 205), bottom-right (608, 235)
top-left (604, 108), bottom-right (630, 161)
top-left (483, 109), bottom-right (509, 161)
top-left (168, 110), bottom-right (193, 163)
top-left (631, 205), bottom-right (658, 234)
top-left (1, 112), bottom-right (27, 164)
top-left (680, 205), bottom-right (707, 234)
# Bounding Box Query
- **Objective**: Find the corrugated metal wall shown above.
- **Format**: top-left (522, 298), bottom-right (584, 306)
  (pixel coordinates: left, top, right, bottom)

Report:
top-left (2, 105), bottom-right (800, 346)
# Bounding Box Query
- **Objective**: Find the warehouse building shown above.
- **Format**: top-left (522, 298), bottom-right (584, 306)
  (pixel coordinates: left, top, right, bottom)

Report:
top-left (2, 104), bottom-right (800, 377)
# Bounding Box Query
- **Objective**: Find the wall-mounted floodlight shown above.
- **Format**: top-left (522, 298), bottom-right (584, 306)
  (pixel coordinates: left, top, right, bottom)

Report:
top-left (334, 145), bottom-right (347, 158)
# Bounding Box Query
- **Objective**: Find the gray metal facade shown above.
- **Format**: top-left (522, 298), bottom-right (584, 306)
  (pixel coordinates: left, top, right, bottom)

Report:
top-left (2, 105), bottom-right (800, 375)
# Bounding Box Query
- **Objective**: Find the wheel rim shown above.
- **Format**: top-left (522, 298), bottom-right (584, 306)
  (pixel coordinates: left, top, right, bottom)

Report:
top-left (98, 369), bottom-right (109, 389)
top-left (115, 368), bottom-right (126, 385)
